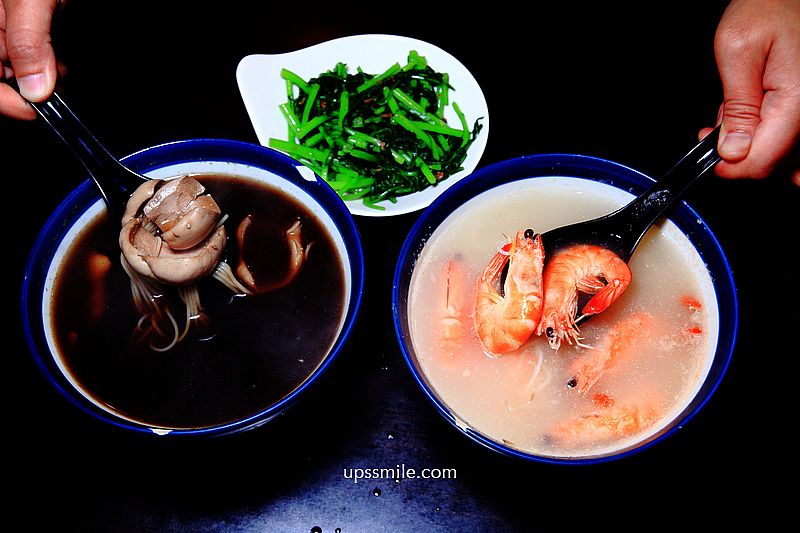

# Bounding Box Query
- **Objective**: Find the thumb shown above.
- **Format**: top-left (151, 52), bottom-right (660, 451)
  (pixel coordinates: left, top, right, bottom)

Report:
top-left (718, 94), bottom-right (762, 163)
top-left (714, 27), bottom-right (768, 162)
top-left (5, 0), bottom-right (58, 102)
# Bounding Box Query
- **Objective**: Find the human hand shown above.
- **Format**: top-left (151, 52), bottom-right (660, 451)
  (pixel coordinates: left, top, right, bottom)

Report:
top-left (699, 0), bottom-right (800, 184)
top-left (0, 0), bottom-right (59, 120)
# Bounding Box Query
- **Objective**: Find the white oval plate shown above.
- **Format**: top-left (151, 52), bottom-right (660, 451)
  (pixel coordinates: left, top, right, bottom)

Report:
top-left (236, 34), bottom-right (490, 217)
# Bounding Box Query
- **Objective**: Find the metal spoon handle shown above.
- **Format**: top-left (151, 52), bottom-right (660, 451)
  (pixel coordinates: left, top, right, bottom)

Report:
top-left (613, 125), bottom-right (721, 251)
top-left (10, 81), bottom-right (146, 218)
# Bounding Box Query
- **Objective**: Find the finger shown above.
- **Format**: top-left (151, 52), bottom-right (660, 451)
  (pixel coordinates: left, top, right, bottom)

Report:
top-left (714, 76), bottom-right (800, 179)
top-left (713, 22), bottom-right (770, 162)
top-left (5, 0), bottom-right (58, 102)
top-left (698, 127), bottom-right (715, 142)
top-left (0, 82), bottom-right (36, 119)
top-left (1, 2), bottom-right (8, 64)
top-left (748, 93), bottom-right (800, 170)
top-left (1, 2), bottom-right (33, 118)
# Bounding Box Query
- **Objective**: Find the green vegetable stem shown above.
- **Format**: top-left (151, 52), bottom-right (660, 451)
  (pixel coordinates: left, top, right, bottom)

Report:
top-left (269, 51), bottom-right (483, 210)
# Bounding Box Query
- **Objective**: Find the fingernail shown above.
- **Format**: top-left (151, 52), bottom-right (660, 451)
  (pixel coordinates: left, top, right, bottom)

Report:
top-left (720, 131), bottom-right (752, 160)
top-left (17, 73), bottom-right (49, 101)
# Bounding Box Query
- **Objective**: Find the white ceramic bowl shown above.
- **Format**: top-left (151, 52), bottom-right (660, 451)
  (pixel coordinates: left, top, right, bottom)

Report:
top-left (237, 34), bottom-right (489, 217)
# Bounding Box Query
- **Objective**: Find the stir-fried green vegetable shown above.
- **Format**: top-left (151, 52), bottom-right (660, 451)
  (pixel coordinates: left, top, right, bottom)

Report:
top-left (268, 51), bottom-right (484, 210)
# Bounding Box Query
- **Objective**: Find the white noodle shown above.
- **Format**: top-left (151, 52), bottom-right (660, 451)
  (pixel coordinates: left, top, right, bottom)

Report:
top-left (149, 307), bottom-right (180, 352)
top-left (212, 262), bottom-right (253, 295)
top-left (522, 348), bottom-right (552, 403)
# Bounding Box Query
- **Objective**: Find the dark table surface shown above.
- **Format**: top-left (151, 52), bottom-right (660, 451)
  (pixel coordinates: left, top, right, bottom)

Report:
top-left (5, 1), bottom-right (796, 531)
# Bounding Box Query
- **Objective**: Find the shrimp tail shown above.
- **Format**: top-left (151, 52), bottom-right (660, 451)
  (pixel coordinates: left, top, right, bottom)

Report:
top-left (482, 245), bottom-right (512, 285)
top-left (582, 277), bottom-right (631, 316)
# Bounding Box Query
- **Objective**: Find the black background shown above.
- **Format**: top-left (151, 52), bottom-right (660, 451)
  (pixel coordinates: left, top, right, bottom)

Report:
top-left (4, 1), bottom-right (796, 530)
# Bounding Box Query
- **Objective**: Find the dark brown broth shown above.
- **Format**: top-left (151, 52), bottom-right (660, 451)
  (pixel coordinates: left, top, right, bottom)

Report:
top-left (50, 173), bottom-right (346, 429)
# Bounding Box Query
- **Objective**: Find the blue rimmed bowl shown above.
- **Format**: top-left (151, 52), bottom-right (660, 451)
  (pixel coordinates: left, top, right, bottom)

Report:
top-left (22, 139), bottom-right (364, 437)
top-left (392, 153), bottom-right (737, 464)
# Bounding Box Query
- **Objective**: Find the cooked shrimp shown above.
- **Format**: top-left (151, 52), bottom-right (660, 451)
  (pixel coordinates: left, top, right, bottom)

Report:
top-left (546, 396), bottom-right (659, 447)
top-left (536, 244), bottom-right (632, 350)
top-left (437, 256), bottom-right (470, 358)
top-left (474, 229), bottom-right (544, 356)
top-left (566, 312), bottom-right (654, 393)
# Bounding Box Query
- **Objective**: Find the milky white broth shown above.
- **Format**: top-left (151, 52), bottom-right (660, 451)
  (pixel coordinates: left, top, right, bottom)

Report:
top-left (408, 177), bottom-right (718, 458)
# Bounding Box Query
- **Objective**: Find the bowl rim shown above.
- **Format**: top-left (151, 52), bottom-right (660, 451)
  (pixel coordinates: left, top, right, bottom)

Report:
top-left (21, 137), bottom-right (365, 437)
top-left (392, 152), bottom-right (738, 464)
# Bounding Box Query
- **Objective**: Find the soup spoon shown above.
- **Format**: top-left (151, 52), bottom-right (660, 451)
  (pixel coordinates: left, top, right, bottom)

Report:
top-left (540, 125), bottom-right (722, 262)
top-left (10, 80), bottom-right (148, 220)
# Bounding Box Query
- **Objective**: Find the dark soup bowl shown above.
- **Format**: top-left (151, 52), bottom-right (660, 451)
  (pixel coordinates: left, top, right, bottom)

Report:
top-left (393, 154), bottom-right (737, 464)
top-left (22, 139), bottom-right (364, 437)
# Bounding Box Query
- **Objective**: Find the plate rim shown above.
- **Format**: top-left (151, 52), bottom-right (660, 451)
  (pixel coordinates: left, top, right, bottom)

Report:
top-left (236, 33), bottom-right (490, 217)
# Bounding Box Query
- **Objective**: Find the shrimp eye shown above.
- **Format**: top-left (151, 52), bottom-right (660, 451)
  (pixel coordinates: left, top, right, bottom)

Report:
top-left (566, 378), bottom-right (578, 388)
top-left (524, 228), bottom-right (535, 240)
top-left (546, 327), bottom-right (555, 338)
